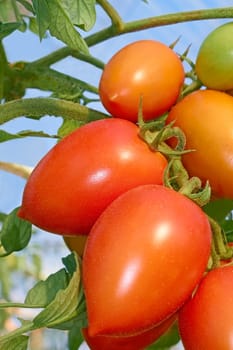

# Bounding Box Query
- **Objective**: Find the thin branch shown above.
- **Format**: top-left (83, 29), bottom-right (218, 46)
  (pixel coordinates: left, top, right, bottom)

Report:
top-left (30, 47), bottom-right (105, 70)
top-left (0, 161), bottom-right (33, 179)
top-left (85, 7), bottom-right (233, 46)
top-left (97, 0), bottom-right (124, 31)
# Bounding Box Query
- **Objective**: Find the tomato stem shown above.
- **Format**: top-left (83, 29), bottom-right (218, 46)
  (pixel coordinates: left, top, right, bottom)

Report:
top-left (208, 216), bottom-right (233, 261)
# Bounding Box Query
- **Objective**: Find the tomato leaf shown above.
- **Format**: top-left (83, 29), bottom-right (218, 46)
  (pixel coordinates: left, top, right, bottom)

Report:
top-left (25, 268), bottom-right (69, 307)
top-left (0, 208), bottom-right (32, 255)
top-left (146, 323), bottom-right (180, 349)
top-left (32, 0), bottom-right (50, 39)
top-left (203, 199), bottom-right (233, 223)
top-left (57, 118), bottom-right (83, 138)
top-left (221, 219), bottom-right (233, 242)
top-left (32, 253), bottom-right (82, 328)
top-left (68, 325), bottom-right (84, 350)
top-left (0, 335), bottom-right (29, 350)
top-left (45, 0), bottom-right (89, 53)
top-left (0, 22), bottom-right (21, 40)
top-left (0, 130), bottom-right (57, 143)
top-left (17, 0), bottom-right (34, 14)
top-left (62, 0), bottom-right (96, 31)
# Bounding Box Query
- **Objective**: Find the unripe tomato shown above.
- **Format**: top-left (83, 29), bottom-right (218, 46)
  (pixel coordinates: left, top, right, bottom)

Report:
top-left (99, 40), bottom-right (185, 122)
top-left (63, 235), bottom-right (87, 257)
top-left (83, 185), bottom-right (211, 336)
top-left (166, 89), bottom-right (233, 199)
top-left (179, 265), bottom-right (233, 350)
top-left (18, 118), bottom-right (167, 235)
top-left (82, 314), bottom-right (176, 350)
top-left (195, 22), bottom-right (233, 91)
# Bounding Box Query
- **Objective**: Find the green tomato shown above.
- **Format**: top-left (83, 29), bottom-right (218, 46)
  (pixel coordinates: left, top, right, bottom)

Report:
top-left (195, 22), bottom-right (233, 91)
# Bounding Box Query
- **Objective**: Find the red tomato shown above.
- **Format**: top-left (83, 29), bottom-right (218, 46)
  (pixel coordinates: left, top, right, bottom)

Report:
top-left (99, 40), bottom-right (184, 122)
top-left (178, 265), bottom-right (233, 350)
top-left (166, 89), bottom-right (233, 199)
top-left (83, 185), bottom-right (211, 336)
top-left (18, 118), bottom-right (167, 235)
top-left (82, 313), bottom-right (176, 350)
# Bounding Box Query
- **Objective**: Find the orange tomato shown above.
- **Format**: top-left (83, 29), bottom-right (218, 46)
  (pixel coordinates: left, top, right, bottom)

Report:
top-left (99, 40), bottom-right (184, 122)
top-left (166, 89), bottom-right (233, 199)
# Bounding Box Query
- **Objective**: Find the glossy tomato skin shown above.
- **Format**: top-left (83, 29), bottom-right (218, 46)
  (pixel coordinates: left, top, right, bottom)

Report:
top-left (179, 265), bottom-right (233, 350)
top-left (166, 89), bottom-right (233, 199)
top-left (99, 40), bottom-right (184, 122)
top-left (83, 184), bottom-right (211, 337)
top-left (82, 314), bottom-right (176, 350)
top-left (18, 118), bottom-right (167, 236)
top-left (195, 22), bottom-right (233, 90)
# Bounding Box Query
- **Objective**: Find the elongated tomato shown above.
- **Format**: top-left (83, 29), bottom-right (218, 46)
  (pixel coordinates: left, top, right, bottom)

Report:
top-left (18, 118), bottom-right (167, 235)
top-left (83, 185), bottom-right (211, 336)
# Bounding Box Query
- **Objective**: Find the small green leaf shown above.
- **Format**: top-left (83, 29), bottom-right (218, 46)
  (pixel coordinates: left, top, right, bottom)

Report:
top-left (0, 212), bottom-right (7, 222)
top-left (0, 129), bottom-right (57, 143)
top-left (62, 0), bottom-right (96, 31)
top-left (68, 325), bottom-right (84, 350)
top-left (32, 0), bottom-right (50, 39)
top-left (146, 322), bottom-right (180, 349)
top-left (0, 335), bottom-right (28, 350)
top-left (0, 207), bottom-right (32, 255)
top-left (25, 268), bottom-right (69, 307)
top-left (57, 118), bottom-right (83, 138)
top-left (33, 254), bottom-right (82, 328)
top-left (16, 0), bottom-right (35, 14)
top-left (0, 22), bottom-right (21, 40)
top-left (203, 199), bottom-right (233, 224)
top-left (46, 0), bottom-right (89, 53)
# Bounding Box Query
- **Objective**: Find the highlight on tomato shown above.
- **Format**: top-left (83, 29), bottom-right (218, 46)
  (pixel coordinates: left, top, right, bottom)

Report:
top-left (166, 89), bottom-right (233, 199)
top-left (83, 184), bottom-right (212, 337)
top-left (195, 21), bottom-right (233, 91)
top-left (99, 39), bottom-right (185, 122)
top-left (178, 265), bottom-right (233, 350)
top-left (82, 313), bottom-right (176, 350)
top-left (18, 118), bottom-right (167, 236)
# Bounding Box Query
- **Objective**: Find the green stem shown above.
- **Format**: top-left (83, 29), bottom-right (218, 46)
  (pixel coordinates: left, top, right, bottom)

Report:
top-left (0, 302), bottom-right (43, 309)
top-left (85, 7), bottom-right (233, 46)
top-left (0, 321), bottom-right (34, 342)
top-left (208, 216), bottom-right (233, 259)
top-left (0, 97), bottom-right (109, 125)
top-left (0, 41), bottom-right (9, 100)
top-left (30, 47), bottom-right (105, 70)
top-left (97, 0), bottom-right (124, 30)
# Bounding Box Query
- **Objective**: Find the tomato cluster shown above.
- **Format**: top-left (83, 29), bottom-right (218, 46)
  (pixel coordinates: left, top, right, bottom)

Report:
top-left (18, 23), bottom-right (233, 349)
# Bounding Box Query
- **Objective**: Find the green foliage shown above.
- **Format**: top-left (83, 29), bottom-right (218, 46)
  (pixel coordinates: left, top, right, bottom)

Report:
top-left (0, 207), bottom-right (32, 256)
top-left (146, 323), bottom-right (180, 349)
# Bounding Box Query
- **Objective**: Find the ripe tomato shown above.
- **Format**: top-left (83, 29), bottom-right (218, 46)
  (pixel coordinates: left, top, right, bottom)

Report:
top-left (166, 89), bottom-right (233, 199)
top-left (63, 235), bottom-right (87, 257)
top-left (178, 265), bottom-right (233, 350)
top-left (18, 118), bottom-right (167, 235)
top-left (195, 22), bottom-right (233, 91)
top-left (83, 184), bottom-right (211, 336)
top-left (99, 40), bottom-right (184, 122)
top-left (82, 314), bottom-right (176, 350)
